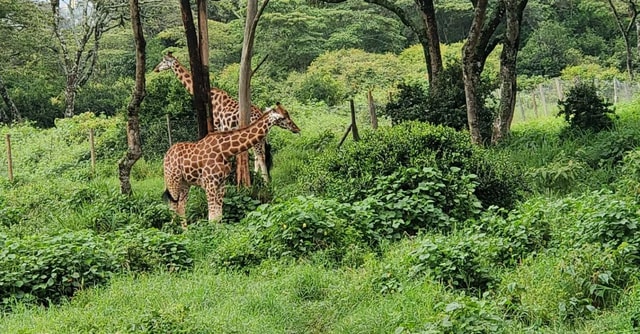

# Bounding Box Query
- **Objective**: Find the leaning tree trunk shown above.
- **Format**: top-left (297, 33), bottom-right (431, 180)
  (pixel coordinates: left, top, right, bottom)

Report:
top-left (118, 0), bottom-right (146, 195)
top-left (237, 0), bottom-right (269, 187)
top-left (492, 0), bottom-right (527, 144)
top-left (0, 76), bottom-right (21, 123)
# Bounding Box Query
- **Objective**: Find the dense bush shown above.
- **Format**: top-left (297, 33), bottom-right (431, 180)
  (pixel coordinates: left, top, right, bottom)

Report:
top-left (383, 61), bottom-right (496, 140)
top-left (475, 205), bottom-right (551, 266)
top-left (0, 227), bottom-right (192, 308)
top-left (409, 230), bottom-right (503, 292)
top-left (556, 243), bottom-right (636, 320)
top-left (68, 187), bottom-right (173, 232)
top-left (0, 230), bottom-right (117, 306)
top-left (246, 196), bottom-right (361, 260)
top-left (558, 81), bottom-right (615, 133)
top-left (351, 166), bottom-right (481, 243)
top-left (110, 226), bottom-right (193, 273)
top-left (293, 72), bottom-right (346, 106)
top-left (300, 121), bottom-right (525, 210)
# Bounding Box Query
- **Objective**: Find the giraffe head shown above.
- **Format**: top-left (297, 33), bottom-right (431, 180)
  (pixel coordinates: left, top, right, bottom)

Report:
top-left (153, 52), bottom-right (178, 72)
top-left (267, 102), bottom-right (300, 134)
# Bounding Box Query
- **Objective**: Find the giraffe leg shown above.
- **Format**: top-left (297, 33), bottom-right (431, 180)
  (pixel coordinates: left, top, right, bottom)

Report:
top-left (203, 176), bottom-right (225, 223)
top-left (176, 185), bottom-right (190, 228)
top-left (253, 141), bottom-right (270, 183)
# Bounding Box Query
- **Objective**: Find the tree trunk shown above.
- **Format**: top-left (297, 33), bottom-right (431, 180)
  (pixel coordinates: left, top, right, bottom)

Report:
top-left (237, 0), bottom-right (269, 187)
top-left (0, 76), bottom-right (21, 123)
top-left (462, 0), bottom-right (489, 145)
top-left (198, 0), bottom-right (214, 133)
top-left (118, 0), bottom-right (146, 196)
top-left (606, 0), bottom-right (637, 81)
top-left (179, 0), bottom-right (209, 139)
top-left (492, 0), bottom-right (528, 144)
top-left (416, 0), bottom-right (443, 85)
top-left (64, 75), bottom-right (78, 118)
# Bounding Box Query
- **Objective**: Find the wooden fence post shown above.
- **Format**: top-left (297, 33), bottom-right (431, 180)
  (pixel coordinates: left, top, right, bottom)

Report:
top-left (613, 79), bottom-right (619, 104)
top-left (538, 84), bottom-right (548, 116)
top-left (89, 129), bottom-right (96, 174)
top-left (5, 134), bottom-right (13, 182)
top-left (368, 89), bottom-right (378, 129)
top-left (531, 91), bottom-right (538, 118)
top-left (350, 99), bottom-right (359, 141)
top-left (555, 78), bottom-right (564, 101)
top-left (518, 94), bottom-right (526, 122)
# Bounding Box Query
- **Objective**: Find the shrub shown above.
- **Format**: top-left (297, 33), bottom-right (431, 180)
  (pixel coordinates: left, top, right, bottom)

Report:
top-left (474, 205), bottom-right (551, 266)
top-left (525, 152), bottom-right (589, 194)
top-left (409, 231), bottom-right (503, 292)
top-left (245, 196), bottom-right (361, 261)
top-left (0, 227), bottom-right (192, 308)
top-left (293, 72), bottom-right (346, 106)
top-left (415, 296), bottom-right (505, 334)
top-left (557, 243), bottom-right (636, 321)
top-left (0, 231), bottom-right (118, 306)
top-left (74, 188), bottom-right (173, 232)
top-left (558, 80), bottom-right (615, 133)
top-left (110, 226), bottom-right (193, 273)
top-left (300, 121), bottom-right (525, 210)
top-left (383, 61), bottom-right (496, 139)
top-left (350, 166), bottom-right (482, 243)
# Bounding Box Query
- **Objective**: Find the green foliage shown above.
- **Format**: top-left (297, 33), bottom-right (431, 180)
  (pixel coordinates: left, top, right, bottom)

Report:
top-left (526, 153), bottom-right (588, 194)
top-left (557, 244), bottom-right (636, 321)
top-left (416, 296), bottom-right (505, 334)
top-left (570, 192), bottom-right (640, 253)
top-left (561, 63), bottom-right (625, 82)
top-left (409, 231), bottom-right (502, 291)
top-left (293, 72), bottom-right (346, 106)
top-left (0, 227), bottom-right (192, 308)
top-left (68, 186), bottom-right (173, 232)
top-left (110, 226), bottom-right (193, 273)
top-left (140, 73), bottom-right (197, 159)
top-left (382, 62), bottom-right (469, 131)
top-left (246, 196), bottom-right (360, 260)
top-left (518, 21), bottom-right (582, 77)
top-left (130, 304), bottom-right (197, 334)
top-left (300, 122), bottom-right (525, 210)
top-left (475, 205), bottom-right (551, 266)
top-left (351, 167), bottom-right (481, 243)
top-left (0, 230), bottom-right (118, 306)
top-left (302, 49), bottom-right (407, 98)
top-left (75, 79), bottom-right (131, 117)
top-left (558, 81), bottom-right (615, 133)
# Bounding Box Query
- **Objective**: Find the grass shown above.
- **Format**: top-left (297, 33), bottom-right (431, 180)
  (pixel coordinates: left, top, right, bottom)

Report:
top-left (3, 100), bottom-right (640, 333)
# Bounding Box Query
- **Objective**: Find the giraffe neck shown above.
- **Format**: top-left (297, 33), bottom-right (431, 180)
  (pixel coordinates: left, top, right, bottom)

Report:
top-left (171, 62), bottom-right (194, 95)
top-left (208, 112), bottom-right (277, 157)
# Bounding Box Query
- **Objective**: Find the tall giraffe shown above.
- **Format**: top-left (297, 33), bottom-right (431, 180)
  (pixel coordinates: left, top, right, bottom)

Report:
top-left (163, 106), bottom-right (300, 225)
top-left (154, 53), bottom-right (276, 182)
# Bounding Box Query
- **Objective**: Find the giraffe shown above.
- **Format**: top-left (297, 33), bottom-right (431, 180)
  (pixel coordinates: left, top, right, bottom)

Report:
top-left (153, 53), bottom-right (276, 182)
top-left (163, 105), bottom-right (300, 225)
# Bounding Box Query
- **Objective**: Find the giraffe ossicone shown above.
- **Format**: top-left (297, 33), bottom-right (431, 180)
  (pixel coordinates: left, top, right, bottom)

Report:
top-left (154, 53), bottom-right (282, 183)
top-left (163, 105), bottom-right (300, 226)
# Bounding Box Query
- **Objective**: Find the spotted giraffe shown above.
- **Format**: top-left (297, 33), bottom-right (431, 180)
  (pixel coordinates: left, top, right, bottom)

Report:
top-left (163, 105), bottom-right (300, 225)
top-left (154, 52), bottom-right (277, 182)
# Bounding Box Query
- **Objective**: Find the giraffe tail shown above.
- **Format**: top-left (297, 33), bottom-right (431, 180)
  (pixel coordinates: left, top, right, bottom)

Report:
top-left (265, 141), bottom-right (273, 178)
top-left (162, 189), bottom-right (178, 203)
